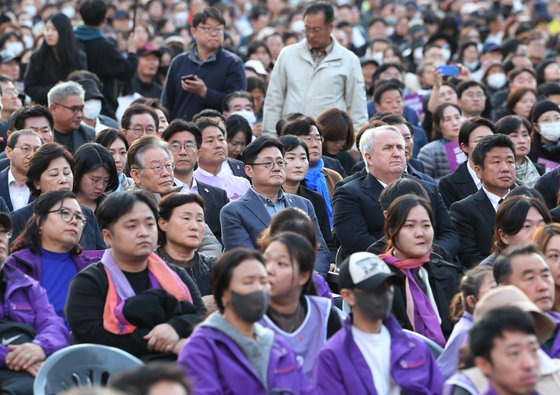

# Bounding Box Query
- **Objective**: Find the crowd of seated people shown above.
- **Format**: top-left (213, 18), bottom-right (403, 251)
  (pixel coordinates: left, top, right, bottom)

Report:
top-left (4, 0), bottom-right (560, 394)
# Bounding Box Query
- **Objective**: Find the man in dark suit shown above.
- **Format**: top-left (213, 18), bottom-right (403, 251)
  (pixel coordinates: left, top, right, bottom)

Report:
top-left (333, 125), bottom-right (459, 257)
top-left (48, 81), bottom-right (95, 154)
top-left (0, 130), bottom-right (42, 212)
top-left (450, 134), bottom-right (516, 267)
top-left (439, 117), bottom-right (495, 209)
top-left (162, 120), bottom-right (229, 242)
top-left (220, 136), bottom-right (331, 275)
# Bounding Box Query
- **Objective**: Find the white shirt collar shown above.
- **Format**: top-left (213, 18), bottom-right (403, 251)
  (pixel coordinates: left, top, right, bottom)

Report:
top-left (175, 176), bottom-right (197, 192)
top-left (467, 161), bottom-right (482, 189)
top-left (7, 167), bottom-right (17, 185)
top-left (482, 186), bottom-right (508, 212)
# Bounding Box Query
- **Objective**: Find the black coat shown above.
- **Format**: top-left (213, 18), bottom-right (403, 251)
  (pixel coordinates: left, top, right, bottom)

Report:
top-left (535, 167), bottom-right (560, 209)
top-left (439, 162), bottom-right (478, 210)
top-left (0, 167), bottom-right (35, 212)
top-left (332, 173), bottom-right (459, 257)
top-left (450, 188), bottom-right (495, 267)
top-left (226, 158), bottom-right (249, 180)
top-left (298, 184), bottom-right (337, 256)
top-left (196, 180), bottom-right (229, 243)
top-left (53, 124), bottom-right (96, 154)
top-left (24, 47), bottom-right (87, 105)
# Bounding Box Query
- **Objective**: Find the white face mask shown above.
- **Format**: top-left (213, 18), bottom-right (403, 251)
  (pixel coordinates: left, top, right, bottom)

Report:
top-left (291, 20), bottom-right (305, 33)
top-left (5, 42), bottom-right (23, 57)
top-left (539, 122), bottom-right (560, 142)
top-left (62, 6), bottom-right (75, 19)
top-left (487, 73), bottom-right (507, 89)
top-left (371, 51), bottom-right (384, 65)
top-left (83, 99), bottom-right (102, 120)
top-left (231, 110), bottom-right (256, 127)
top-left (173, 12), bottom-right (188, 27)
top-left (23, 35), bottom-right (33, 49)
top-left (23, 5), bottom-right (37, 17)
top-left (441, 47), bottom-right (451, 62)
top-left (413, 47), bottom-right (424, 64)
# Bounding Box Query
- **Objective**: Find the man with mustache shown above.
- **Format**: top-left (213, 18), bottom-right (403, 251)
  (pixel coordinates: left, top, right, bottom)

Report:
top-left (450, 134), bottom-right (516, 267)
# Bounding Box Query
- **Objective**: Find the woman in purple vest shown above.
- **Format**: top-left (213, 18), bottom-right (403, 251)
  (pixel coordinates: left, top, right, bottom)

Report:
top-left (378, 194), bottom-right (462, 344)
top-left (6, 190), bottom-right (96, 319)
top-left (179, 248), bottom-right (313, 394)
top-left (260, 232), bottom-right (341, 380)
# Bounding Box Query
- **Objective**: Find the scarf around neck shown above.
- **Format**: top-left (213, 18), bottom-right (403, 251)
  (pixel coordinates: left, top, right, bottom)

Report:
top-left (305, 158), bottom-right (332, 226)
top-left (102, 249), bottom-right (193, 335)
top-left (378, 251), bottom-right (446, 346)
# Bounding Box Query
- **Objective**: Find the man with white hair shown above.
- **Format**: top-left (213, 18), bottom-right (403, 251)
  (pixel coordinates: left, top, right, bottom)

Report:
top-left (48, 81), bottom-right (95, 154)
top-left (332, 125), bottom-right (459, 257)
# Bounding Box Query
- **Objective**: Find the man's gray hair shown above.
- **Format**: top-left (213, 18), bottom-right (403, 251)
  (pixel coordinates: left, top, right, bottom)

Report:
top-left (47, 81), bottom-right (85, 106)
top-left (127, 135), bottom-right (173, 170)
top-left (360, 125), bottom-right (404, 166)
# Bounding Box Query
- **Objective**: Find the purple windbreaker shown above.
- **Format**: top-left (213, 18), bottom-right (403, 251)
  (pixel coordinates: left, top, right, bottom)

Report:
top-left (0, 264), bottom-right (70, 366)
top-left (179, 323), bottom-right (315, 395)
top-left (313, 314), bottom-right (444, 395)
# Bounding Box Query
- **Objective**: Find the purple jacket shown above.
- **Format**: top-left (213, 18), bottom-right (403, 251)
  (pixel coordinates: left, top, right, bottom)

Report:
top-left (546, 311), bottom-right (560, 358)
top-left (179, 324), bottom-right (315, 395)
top-left (5, 248), bottom-right (101, 281)
top-left (0, 264), bottom-right (70, 367)
top-left (313, 315), bottom-right (444, 395)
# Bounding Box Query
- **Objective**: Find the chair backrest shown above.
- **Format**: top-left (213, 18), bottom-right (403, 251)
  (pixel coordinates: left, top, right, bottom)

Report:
top-left (33, 343), bottom-right (144, 395)
top-left (403, 329), bottom-right (444, 359)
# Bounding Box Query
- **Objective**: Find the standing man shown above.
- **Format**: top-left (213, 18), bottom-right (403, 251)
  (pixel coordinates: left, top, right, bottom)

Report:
top-left (262, 2), bottom-right (367, 134)
top-left (161, 7), bottom-right (246, 121)
top-left (76, 0), bottom-right (138, 119)
top-left (48, 81), bottom-right (95, 154)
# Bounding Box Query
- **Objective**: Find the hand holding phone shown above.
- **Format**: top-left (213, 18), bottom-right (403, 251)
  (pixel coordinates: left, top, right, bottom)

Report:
top-left (437, 65), bottom-right (460, 77)
top-left (181, 74), bottom-right (196, 82)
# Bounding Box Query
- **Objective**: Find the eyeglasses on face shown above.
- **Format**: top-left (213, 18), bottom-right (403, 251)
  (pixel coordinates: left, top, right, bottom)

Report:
top-left (129, 126), bottom-right (157, 136)
top-left (55, 103), bottom-right (84, 114)
top-left (249, 160), bottom-right (287, 169)
top-left (136, 162), bottom-right (175, 175)
top-left (170, 142), bottom-right (197, 152)
top-left (48, 208), bottom-right (87, 226)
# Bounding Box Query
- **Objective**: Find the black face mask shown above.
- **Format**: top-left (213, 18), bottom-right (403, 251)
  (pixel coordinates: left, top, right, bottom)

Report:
top-left (354, 287), bottom-right (394, 321)
top-left (230, 290), bottom-right (270, 323)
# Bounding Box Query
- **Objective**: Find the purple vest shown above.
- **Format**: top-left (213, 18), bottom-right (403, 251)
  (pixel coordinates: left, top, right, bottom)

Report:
top-left (261, 295), bottom-right (332, 380)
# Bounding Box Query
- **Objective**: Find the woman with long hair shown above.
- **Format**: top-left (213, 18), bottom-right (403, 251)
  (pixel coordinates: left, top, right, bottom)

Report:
top-left (24, 13), bottom-right (86, 105)
top-left (378, 194), bottom-right (462, 344)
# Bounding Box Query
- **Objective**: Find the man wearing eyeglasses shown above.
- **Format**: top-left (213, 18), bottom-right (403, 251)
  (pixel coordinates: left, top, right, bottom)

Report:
top-left (262, 1), bottom-right (368, 135)
top-left (127, 135), bottom-right (222, 257)
top-left (0, 76), bottom-right (21, 124)
top-left (121, 104), bottom-right (159, 147)
top-left (220, 136), bottom-right (331, 275)
top-left (47, 81), bottom-right (95, 154)
top-left (0, 130), bottom-right (42, 212)
top-left (161, 7), bottom-right (246, 121)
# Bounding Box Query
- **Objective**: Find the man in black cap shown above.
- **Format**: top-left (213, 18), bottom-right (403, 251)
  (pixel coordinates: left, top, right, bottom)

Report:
top-left (130, 43), bottom-right (163, 99)
top-left (313, 252), bottom-right (444, 394)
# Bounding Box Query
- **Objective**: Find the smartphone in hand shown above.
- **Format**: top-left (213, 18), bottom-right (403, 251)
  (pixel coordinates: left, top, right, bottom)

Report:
top-left (181, 74), bottom-right (196, 82)
top-left (437, 65), bottom-right (460, 77)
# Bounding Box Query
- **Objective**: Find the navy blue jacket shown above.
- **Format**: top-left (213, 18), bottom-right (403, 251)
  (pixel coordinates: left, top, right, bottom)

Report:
top-left (161, 47), bottom-right (246, 121)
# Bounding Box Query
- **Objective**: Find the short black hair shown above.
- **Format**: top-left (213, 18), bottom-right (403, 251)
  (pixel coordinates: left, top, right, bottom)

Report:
top-left (470, 306), bottom-right (537, 362)
top-left (96, 190), bottom-right (159, 231)
top-left (304, 2), bottom-right (334, 25)
top-left (280, 116), bottom-right (318, 137)
top-left (495, 115), bottom-right (532, 139)
top-left (212, 248), bottom-right (265, 312)
top-left (192, 109), bottom-right (225, 124)
top-left (110, 362), bottom-right (191, 395)
top-left (7, 104), bottom-right (54, 131)
top-left (372, 63), bottom-right (404, 84)
top-left (73, 143), bottom-right (119, 195)
top-left (536, 59), bottom-right (558, 85)
top-left (26, 143), bottom-right (74, 196)
top-left (194, 117), bottom-right (226, 137)
top-left (458, 117), bottom-right (495, 153)
top-left (278, 135), bottom-right (309, 158)
top-left (161, 120), bottom-right (202, 149)
top-left (471, 134), bottom-right (515, 168)
top-left (120, 104), bottom-right (159, 131)
top-left (373, 80), bottom-right (403, 105)
top-left (538, 82), bottom-right (560, 98)
top-left (79, 0), bottom-right (108, 26)
top-left (226, 115), bottom-right (252, 146)
top-left (241, 136), bottom-right (284, 165)
top-left (493, 244), bottom-right (546, 285)
top-left (192, 7), bottom-right (225, 28)
top-left (456, 80), bottom-right (486, 99)
top-left (93, 128), bottom-right (129, 151)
